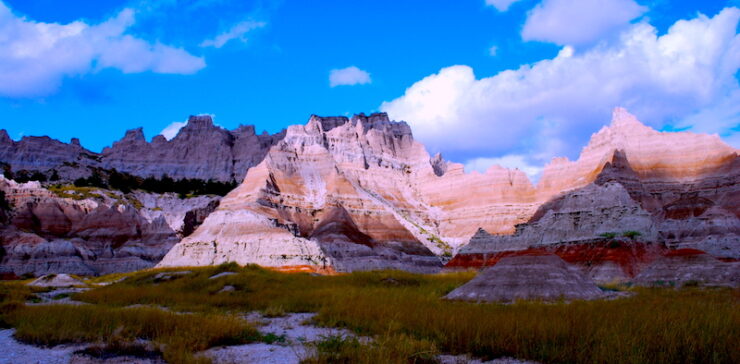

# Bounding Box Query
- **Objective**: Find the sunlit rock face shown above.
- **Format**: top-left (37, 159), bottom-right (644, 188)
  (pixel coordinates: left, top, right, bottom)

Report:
top-left (100, 115), bottom-right (286, 182)
top-left (448, 108), bottom-right (739, 283)
top-left (162, 108), bottom-right (738, 274)
top-left (159, 113), bottom-right (445, 273)
top-left (0, 176), bottom-right (219, 276)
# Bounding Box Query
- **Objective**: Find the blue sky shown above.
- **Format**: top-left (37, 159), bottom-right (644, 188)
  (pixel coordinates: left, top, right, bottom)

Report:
top-left (0, 0), bottom-right (738, 178)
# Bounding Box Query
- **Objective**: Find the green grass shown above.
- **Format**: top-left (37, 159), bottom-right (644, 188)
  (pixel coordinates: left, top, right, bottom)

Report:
top-left (1, 264), bottom-right (738, 364)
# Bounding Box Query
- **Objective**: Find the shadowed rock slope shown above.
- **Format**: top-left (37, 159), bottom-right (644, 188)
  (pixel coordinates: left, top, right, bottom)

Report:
top-left (0, 115), bottom-right (285, 183)
top-left (445, 254), bottom-right (604, 302)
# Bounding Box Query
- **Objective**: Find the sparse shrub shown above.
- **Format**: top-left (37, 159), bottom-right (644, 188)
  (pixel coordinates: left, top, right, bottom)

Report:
top-left (622, 231), bottom-right (642, 240)
top-left (599, 232), bottom-right (617, 239)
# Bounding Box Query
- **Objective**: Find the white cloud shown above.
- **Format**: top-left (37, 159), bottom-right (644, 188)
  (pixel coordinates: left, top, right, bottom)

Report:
top-left (382, 8), bottom-right (740, 166)
top-left (199, 20), bottom-right (265, 48)
top-left (329, 66), bottom-right (372, 87)
top-left (522, 0), bottom-right (647, 46)
top-left (464, 154), bottom-right (543, 180)
top-left (0, 3), bottom-right (205, 97)
top-left (486, 0), bottom-right (523, 12)
top-left (160, 121), bottom-right (187, 140)
top-left (488, 45), bottom-right (498, 56)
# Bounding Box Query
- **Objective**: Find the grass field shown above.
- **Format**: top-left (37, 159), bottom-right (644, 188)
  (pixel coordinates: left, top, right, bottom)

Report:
top-left (1, 263), bottom-right (738, 364)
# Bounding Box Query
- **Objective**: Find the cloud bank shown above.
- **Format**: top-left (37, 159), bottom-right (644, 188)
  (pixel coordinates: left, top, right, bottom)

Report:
top-left (382, 7), bottom-right (740, 174)
top-left (329, 66), bottom-right (372, 87)
top-left (0, 2), bottom-right (205, 97)
top-left (522, 0), bottom-right (647, 46)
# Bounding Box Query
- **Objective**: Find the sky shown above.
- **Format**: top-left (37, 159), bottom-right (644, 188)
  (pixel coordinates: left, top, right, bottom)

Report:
top-left (0, 0), bottom-right (738, 180)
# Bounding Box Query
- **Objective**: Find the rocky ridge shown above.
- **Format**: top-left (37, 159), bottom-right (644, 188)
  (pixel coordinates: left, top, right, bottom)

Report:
top-left (0, 115), bottom-right (285, 183)
top-left (448, 108), bottom-right (739, 284)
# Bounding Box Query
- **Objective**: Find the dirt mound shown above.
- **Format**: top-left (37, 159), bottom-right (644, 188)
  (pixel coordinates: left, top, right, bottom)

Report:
top-left (445, 254), bottom-right (604, 303)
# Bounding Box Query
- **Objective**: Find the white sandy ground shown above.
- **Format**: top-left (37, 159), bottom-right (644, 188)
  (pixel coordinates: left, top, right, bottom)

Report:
top-left (203, 312), bottom-right (360, 364)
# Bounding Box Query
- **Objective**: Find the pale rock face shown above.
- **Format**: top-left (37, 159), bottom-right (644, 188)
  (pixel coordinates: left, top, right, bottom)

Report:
top-left (163, 108), bottom-right (738, 273)
top-left (448, 110), bottom-right (738, 284)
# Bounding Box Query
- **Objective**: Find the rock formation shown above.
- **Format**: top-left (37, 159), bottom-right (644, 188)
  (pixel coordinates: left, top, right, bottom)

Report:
top-left (633, 249), bottom-right (739, 287)
top-left (100, 115), bottom-right (285, 182)
top-left (0, 176), bottom-right (220, 276)
top-left (444, 254), bottom-right (604, 302)
top-left (0, 115), bottom-right (285, 183)
top-left (2, 107), bottom-right (737, 276)
top-left (161, 108), bottom-right (738, 274)
top-left (159, 113), bottom-right (445, 273)
top-left (447, 108), bottom-right (739, 283)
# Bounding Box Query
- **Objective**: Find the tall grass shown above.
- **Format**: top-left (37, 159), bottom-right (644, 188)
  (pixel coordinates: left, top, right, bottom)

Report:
top-left (5, 305), bottom-right (258, 364)
top-left (2, 264), bottom-right (738, 363)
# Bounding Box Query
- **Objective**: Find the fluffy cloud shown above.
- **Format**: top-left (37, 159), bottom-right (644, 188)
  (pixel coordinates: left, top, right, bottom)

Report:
top-left (486, 0), bottom-right (523, 12)
top-left (382, 8), bottom-right (740, 170)
top-left (464, 154), bottom-right (543, 180)
top-left (522, 0), bottom-right (647, 46)
top-left (200, 20), bottom-right (265, 48)
top-left (329, 66), bottom-right (372, 87)
top-left (160, 121), bottom-right (187, 140)
top-left (0, 3), bottom-right (205, 97)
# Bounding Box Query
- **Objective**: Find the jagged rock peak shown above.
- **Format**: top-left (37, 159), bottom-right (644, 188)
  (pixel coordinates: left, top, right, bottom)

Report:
top-left (70, 138), bottom-right (81, 146)
top-left (0, 129), bottom-right (10, 143)
top-left (122, 127), bottom-right (145, 142)
top-left (186, 114), bottom-right (216, 129)
top-left (430, 153), bottom-right (448, 176)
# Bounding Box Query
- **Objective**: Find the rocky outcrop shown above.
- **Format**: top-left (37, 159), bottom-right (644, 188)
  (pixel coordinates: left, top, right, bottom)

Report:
top-left (100, 115), bottom-right (285, 182)
top-left (0, 176), bottom-right (220, 276)
top-left (159, 113), bottom-right (445, 273)
top-left (0, 130), bottom-right (99, 180)
top-left (0, 115), bottom-right (285, 183)
top-left (445, 254), bottom-right (605, 302)
top-left (633, 249), bottom-right (739, 287)
top-left (447, 108), bottom-right (739, 283)
top-left (161, 108), bottom-right (738, 274)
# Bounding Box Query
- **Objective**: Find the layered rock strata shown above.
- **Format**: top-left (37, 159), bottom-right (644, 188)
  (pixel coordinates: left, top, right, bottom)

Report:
top-left (444, 254), bottom-right (605, 302)
top-left (448, 108), bottom-right (739, 282)
top-left (159, 113), bottom-right (445, 273)
top-left (0, 176), bottom-right (220, 276)
top-left (161, 109), bottom-right (738, 274)
top-left (633, 249), bottom-right (739, 287)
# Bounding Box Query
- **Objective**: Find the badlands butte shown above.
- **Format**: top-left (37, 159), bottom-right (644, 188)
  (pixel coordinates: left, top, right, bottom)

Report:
top-left (0, 108), bottom-right (738, 286)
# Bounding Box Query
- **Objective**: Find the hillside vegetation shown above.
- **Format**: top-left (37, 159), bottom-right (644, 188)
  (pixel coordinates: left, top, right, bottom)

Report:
top-left (1, 265), bottom-right (738, 364)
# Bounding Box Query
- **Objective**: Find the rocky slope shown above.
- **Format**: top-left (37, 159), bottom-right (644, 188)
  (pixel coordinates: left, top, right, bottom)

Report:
top-left (0, 115), bottom-right (285, 183)
top-left (448, 108), bottom-right (739, 284)
top-left (0, 176), bottom-right (220, 276)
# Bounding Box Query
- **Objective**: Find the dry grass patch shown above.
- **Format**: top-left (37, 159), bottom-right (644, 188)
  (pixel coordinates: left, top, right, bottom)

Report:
top-left (4, 305), bottom-right (258, 364)
top-left (5, 265), bottom-right (737, 364)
